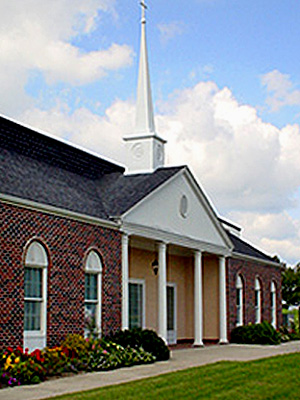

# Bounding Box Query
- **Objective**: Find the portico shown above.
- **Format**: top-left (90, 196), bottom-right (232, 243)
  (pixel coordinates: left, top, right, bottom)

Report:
top-left (121, 233), bottom-right (229, 346)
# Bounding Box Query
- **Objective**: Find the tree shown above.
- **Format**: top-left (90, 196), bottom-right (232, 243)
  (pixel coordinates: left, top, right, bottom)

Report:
top-left (282, 264), bottom-right (300, 330)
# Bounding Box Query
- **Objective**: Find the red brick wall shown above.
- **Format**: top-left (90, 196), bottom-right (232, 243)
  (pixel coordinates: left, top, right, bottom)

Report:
top-left (226, 257), bottom-right (282, 339)
top-left (0, 200), bottom-right (122, 349)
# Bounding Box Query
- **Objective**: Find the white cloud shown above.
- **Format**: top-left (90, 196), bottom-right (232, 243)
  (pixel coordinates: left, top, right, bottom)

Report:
top-left (261, 70), bottom-right (300, 112)
top-left (21, 100), bottom-right (134, 165)
top-left (0, 0), bottom-right (133, 115)
top-left (38, 42), bottom-right (133, 85)
top-left (156, 82), bottom-right (300, 215)
top-left (227, 210), bottom-right (300, 264)
top-left (228, 211), bottom-right (298, 241)
top-left (157, 21), bottom-right (184, 44)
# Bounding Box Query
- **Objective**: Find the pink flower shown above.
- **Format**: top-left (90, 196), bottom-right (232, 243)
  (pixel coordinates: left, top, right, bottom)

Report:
top-left (103, 350), bottom-right (108, 355)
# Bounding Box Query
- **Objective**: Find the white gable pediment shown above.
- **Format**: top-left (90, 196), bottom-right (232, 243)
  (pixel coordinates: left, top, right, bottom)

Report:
top-left (123, 168), bottom-right (232, 253)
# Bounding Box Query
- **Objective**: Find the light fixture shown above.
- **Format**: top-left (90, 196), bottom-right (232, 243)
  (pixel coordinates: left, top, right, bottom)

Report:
top-left (151, 259), bottom-right (158, 275)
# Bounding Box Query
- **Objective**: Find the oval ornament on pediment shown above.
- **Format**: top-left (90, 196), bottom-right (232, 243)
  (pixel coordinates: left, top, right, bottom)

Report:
top-left (180, 195), bottom-right (188, 218)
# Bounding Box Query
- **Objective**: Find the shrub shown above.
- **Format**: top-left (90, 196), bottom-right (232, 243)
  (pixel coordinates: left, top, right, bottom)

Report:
top-left (231, 321), bottom-right (281, 345)
top-left (61, 334), bottom-right (89, 358)
top-left (42, 346), bottom-right (80, 376)
top-left (105, 328), bottom-right (170, 361)
top-left (100, 341), bottom-right (154, 370)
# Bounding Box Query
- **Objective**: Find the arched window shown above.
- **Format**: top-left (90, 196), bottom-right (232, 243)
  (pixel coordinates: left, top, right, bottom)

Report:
top-left (236, 275), bottom-right (243, 326)
top-left (24, 241), bottom-right (48, 351)
top-left (255, 278), bottom-right (261, 324)
top-left (271, 281), bottom-right (277, 328)
top-left (85, 250), bottom-right (102, 337)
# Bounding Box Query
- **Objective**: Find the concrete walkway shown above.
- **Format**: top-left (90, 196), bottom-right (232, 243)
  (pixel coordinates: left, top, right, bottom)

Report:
top-left (1, 341), bottom-right (299, 400)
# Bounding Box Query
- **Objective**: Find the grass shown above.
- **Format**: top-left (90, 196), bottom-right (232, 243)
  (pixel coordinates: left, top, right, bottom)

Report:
top-left (49, 353), bottom-right (300, 400)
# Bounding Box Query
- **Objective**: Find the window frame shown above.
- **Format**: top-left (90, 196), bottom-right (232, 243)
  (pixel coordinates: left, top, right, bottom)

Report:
top-left (84, 250), bottom-right (102, 337)
top-left (24, 241), bottom-right (48, 340)
top-left (271, 281), bottom-right (277, 328)
top-left (255, 278), bottom-right (262, 324)
top-left (236, 275), bottom-right (243, 327)
top-left (128, 278), bottom-right (145, 330)
top-left (167, 282), bottom-right (177, 345)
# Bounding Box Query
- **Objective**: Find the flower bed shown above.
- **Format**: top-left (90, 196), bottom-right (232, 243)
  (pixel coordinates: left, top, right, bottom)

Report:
top-left (0, 334), bottom-right (156, 388)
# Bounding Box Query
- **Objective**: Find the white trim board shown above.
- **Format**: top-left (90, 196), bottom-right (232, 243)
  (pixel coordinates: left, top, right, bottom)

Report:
top-left (0, 193), bottom-right (119, 230)
top-left (123, 222), bottom-right (230, 256)
top-left (230, 252), bottom-right (281, 268)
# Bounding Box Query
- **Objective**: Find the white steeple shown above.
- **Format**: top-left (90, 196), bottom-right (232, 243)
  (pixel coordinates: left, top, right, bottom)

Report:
top-left (135, 1), bottom-right (155, 135)
top-left (123, 1), bottom-right (166, 174)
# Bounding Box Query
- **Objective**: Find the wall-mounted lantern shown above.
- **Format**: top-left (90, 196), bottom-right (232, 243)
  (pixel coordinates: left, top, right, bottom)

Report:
top-left (151, 259), bottom-right (158, 275)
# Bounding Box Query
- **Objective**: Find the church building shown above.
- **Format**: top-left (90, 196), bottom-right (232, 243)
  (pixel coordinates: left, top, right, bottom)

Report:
top-left (0, 4), bottom-right (282, 351)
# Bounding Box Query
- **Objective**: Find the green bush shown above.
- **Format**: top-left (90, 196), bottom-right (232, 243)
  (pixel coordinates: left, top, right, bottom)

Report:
top-left (105, 328), bottom-right (170, 361)
top-left (61, 334), bottom-right (89, 358)
top-left (42, 346), bottom-right (80, 376)
top-left (231, 321), bottom-right (281, 345)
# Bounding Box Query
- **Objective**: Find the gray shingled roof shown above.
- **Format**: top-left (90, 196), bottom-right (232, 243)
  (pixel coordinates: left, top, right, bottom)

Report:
top-left (0, 115), bottom-right (184, 220)
top-left (227, 231), bottom-right (276, 263)
top-left (99, 166), bottom-right (185, 217)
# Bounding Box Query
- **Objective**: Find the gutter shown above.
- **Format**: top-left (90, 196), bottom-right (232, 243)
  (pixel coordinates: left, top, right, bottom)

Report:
top-left (0, 193), bottom-right (119, 230)
top-left (230, 251), bottom-right (282, 269)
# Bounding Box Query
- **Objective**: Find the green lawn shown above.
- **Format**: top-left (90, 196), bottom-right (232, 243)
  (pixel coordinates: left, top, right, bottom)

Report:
top-left (50, 353), bottom-right (300, 400)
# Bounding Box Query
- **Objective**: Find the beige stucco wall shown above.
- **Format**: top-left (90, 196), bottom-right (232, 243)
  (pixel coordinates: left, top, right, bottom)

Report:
top-left (167, 254), bottom-right (194, 340)
top-left (202, 255), bottom-right (220, 339)
top-left (129, 247), bottom-right (158, 332)
top-left (129, 247), bottom-right (194, 340)
top-left (129, 246), bottom-right (220, 341)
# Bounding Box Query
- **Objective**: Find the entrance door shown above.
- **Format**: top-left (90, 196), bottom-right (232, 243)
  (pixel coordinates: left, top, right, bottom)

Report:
top-left (167, 283), bottom-right (177, 345)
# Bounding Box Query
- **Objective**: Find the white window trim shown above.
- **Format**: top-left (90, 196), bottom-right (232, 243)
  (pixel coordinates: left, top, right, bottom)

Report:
top-left (271, 281), bottom-right (276, 328)
top-left (24, 242), bottom-right (48, 351)
top-left (255, 278), bottom-right (261, 324)
top-left (128, 278), bottom-right (146, 329)
top-left (24, 266), bottom-right (47, 335)
top-left (85, 251), bottom-right (102, 337)
top-left (167, 282), bottom-right (177, 345)
top-left (236, 275), bottom-right (243, 327)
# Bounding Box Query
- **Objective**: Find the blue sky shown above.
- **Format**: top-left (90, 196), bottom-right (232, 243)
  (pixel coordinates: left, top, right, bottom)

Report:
top-left (21, 0), bottom-right (300, 126)
top-left (1, 0), bottom-right (300, 264)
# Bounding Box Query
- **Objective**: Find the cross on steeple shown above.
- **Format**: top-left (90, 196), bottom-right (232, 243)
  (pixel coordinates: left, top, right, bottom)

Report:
top-left (140, 1), bottom-right (147, 23)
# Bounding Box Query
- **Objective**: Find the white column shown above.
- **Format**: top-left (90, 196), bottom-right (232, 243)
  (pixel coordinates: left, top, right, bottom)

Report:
top-left (158, 242), bottom-right (167, 342)
top-left (194, 250), bottom-right (203, 346)
top-left (219, 256), bottom-right (228, 344)
top-left (122, 234), bottom-right (129, 330)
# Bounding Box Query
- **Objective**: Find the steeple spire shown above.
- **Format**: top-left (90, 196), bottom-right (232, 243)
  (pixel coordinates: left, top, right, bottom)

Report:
top-left (123, 1), bottom-right (166, 174)
top-left (135, 1), bottom-right (155, 134)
